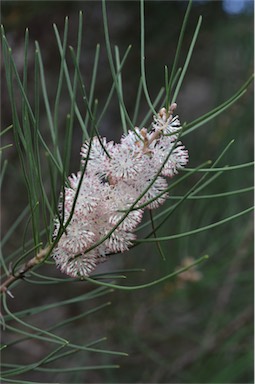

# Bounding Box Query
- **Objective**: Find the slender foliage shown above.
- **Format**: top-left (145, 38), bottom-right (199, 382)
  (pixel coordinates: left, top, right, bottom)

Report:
top-left (0, 0), bottom-right (253, 382)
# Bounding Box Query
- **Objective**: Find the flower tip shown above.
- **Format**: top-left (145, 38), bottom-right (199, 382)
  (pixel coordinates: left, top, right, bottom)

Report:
top-left (170, 102), bottom-right (177, 111)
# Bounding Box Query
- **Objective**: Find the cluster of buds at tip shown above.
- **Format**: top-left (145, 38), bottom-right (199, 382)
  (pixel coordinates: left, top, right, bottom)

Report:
top-left (52, 105), bottom-right (189, 277)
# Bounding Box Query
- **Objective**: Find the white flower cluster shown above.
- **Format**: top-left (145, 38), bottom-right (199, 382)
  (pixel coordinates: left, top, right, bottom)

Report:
top-left (52, 105), bottom-right (189, 277)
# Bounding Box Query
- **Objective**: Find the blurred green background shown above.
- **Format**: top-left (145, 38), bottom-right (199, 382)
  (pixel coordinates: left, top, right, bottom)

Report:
top-left (1, 1), bottom-right (253, 383)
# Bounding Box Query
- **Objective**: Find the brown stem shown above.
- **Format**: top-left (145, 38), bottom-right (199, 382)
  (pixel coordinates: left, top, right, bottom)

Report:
top-left (0, 245), bottom-right (51, 296)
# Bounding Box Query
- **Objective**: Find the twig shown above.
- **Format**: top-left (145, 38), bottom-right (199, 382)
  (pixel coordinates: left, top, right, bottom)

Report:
top-left (0, 245), bottom-right (51, 296)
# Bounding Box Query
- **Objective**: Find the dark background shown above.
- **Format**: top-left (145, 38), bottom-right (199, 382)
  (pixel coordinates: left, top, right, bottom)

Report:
top-left (1, 1), bottom-right (254, 383)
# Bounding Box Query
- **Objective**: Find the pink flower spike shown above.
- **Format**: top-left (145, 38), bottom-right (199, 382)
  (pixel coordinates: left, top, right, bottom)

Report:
top-left (52, 105), bottom-right (189, 277)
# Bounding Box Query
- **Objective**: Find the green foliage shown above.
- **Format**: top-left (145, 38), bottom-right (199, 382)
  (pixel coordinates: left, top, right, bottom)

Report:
top-left (1, 0), bottom-right (253, 382)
